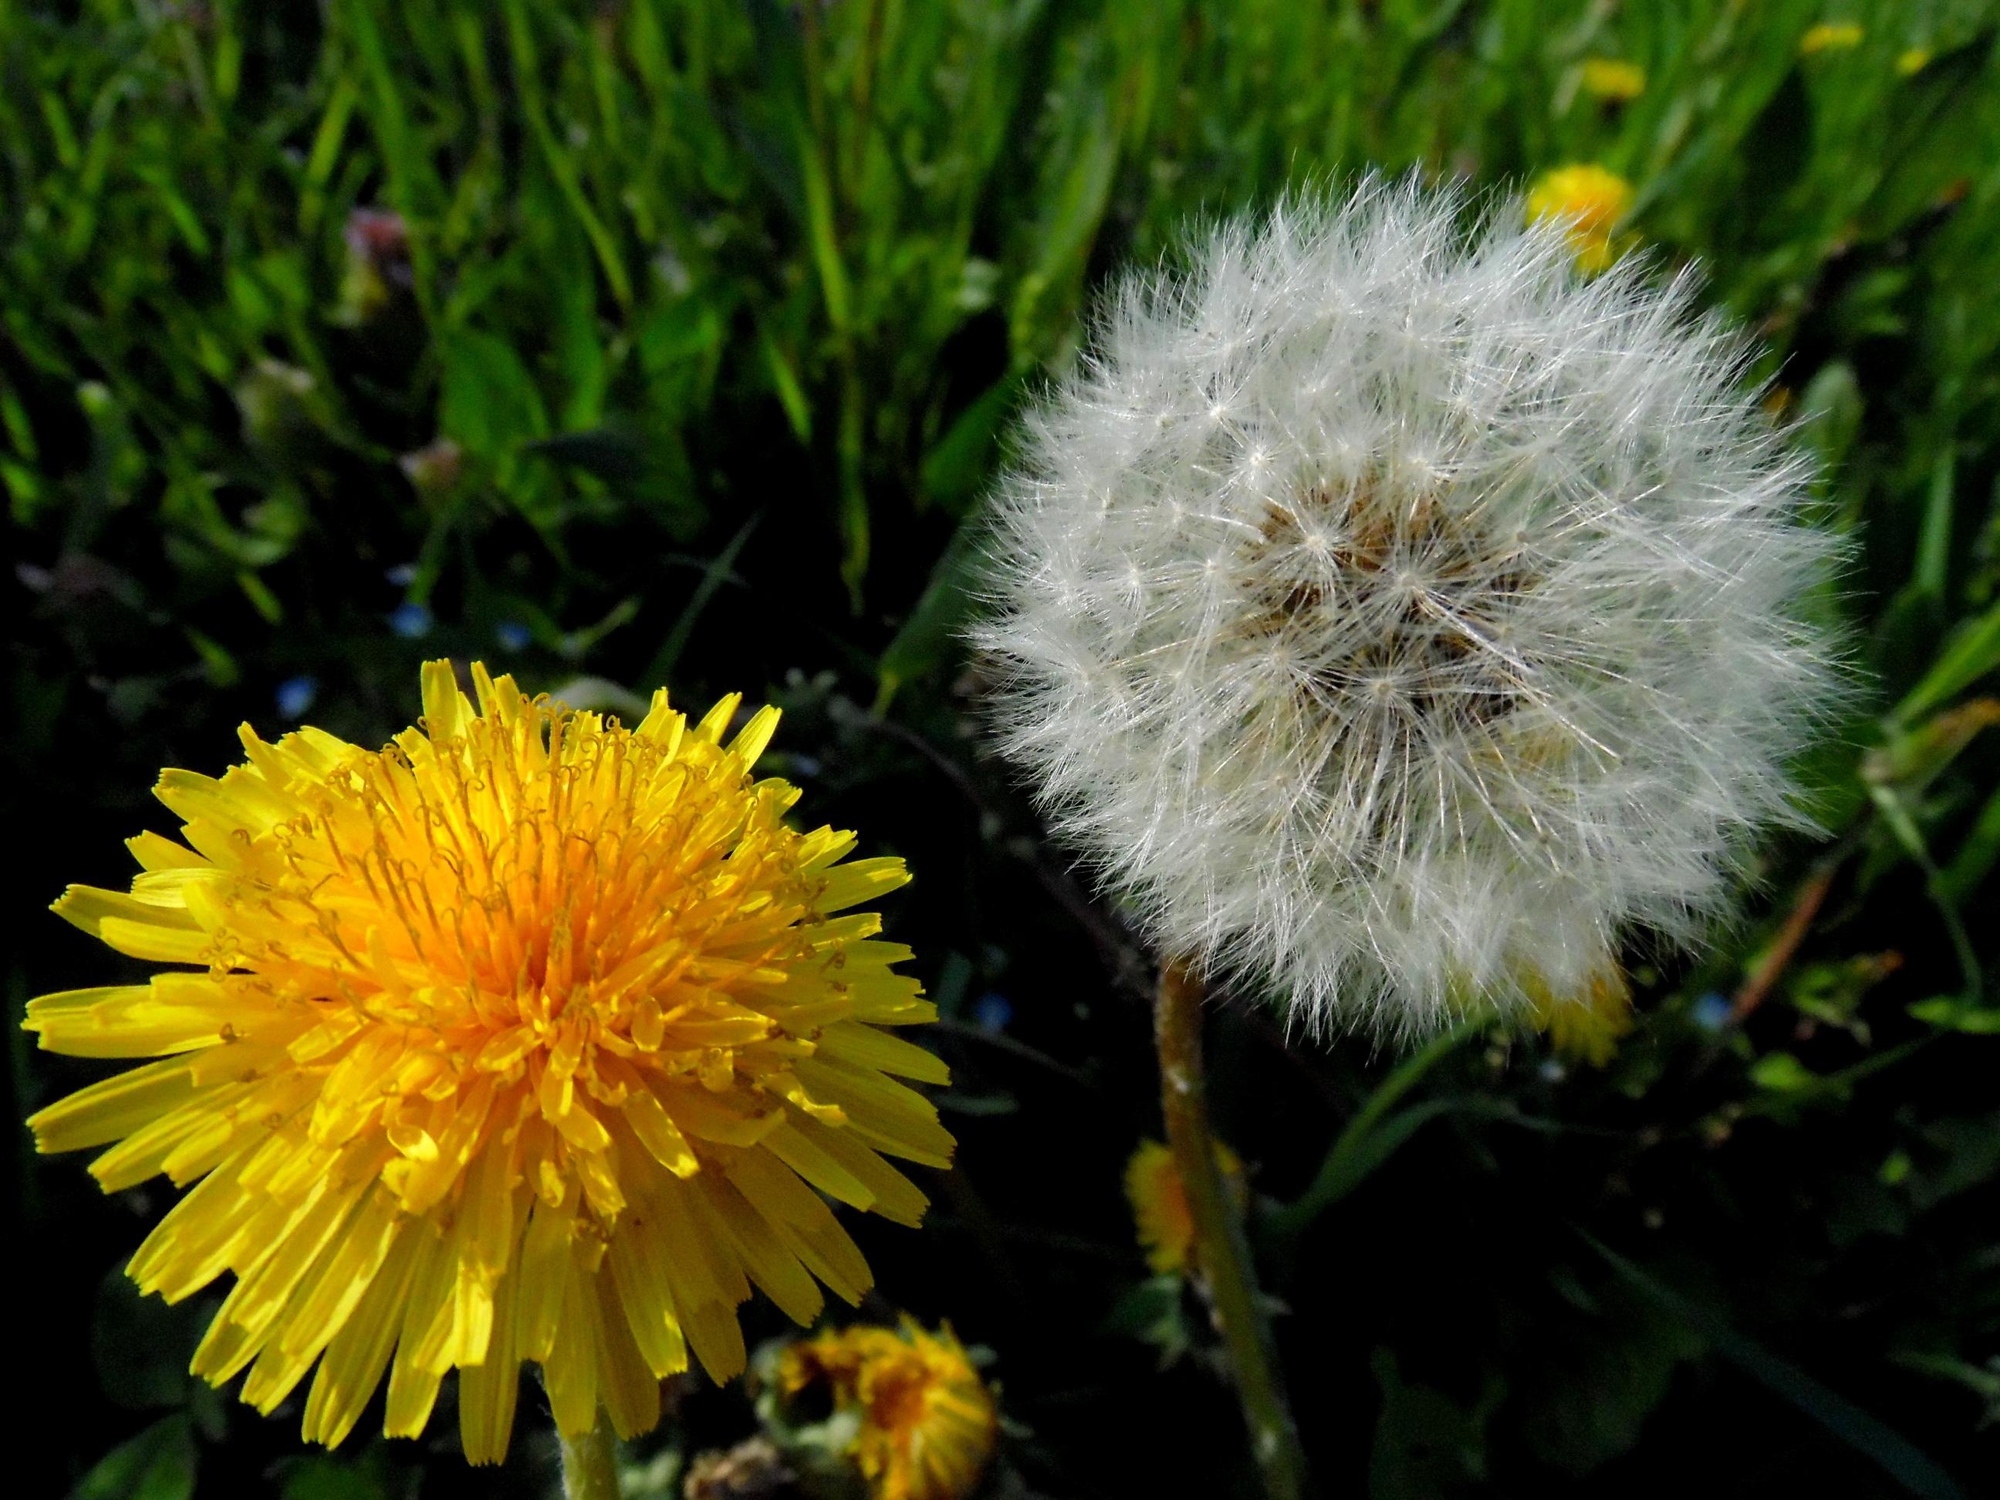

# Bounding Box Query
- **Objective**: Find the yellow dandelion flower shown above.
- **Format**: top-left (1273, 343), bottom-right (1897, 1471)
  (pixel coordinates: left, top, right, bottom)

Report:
top-left (1800, 22), bottom-right (1864, 55)
top-left (1527, 967), bottom-right (1634, 1069)
top-left (1124, 1137), bottom-right (1244, 1277)
top-left (1580, 58), bottom-right (1647, 102)
top-left (1897, 47), bottom-right (1931, 76)
top-left (24, 661), bottom-right (953, 1463)
top-left (1526, 164), bottom-right (1635, 273)
top-left (780, 1319), bottom-right (997, 1500)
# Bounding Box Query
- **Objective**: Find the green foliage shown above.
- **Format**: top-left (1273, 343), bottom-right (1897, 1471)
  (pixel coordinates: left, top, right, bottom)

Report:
top-left (5, 1), bottom-right (2000, 1496)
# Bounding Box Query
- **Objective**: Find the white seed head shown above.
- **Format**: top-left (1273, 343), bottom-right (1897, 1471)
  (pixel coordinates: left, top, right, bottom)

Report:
top-left (973, 177), bottom-right (1845, 1040)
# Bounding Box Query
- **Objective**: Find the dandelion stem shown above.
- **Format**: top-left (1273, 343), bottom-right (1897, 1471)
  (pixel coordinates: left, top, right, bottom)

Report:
top-left (558, 1410), bottom-right (621, 1500)
top-left (1155, 955), bottom-right (1312, 1500)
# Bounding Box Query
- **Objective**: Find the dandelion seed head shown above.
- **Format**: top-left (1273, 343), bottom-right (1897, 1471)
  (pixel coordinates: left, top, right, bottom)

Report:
top-left (975, 178), bottom-right (1844, 1039)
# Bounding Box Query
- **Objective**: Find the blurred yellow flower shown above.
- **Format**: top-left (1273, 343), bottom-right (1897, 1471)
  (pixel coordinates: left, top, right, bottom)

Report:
top-left (1527, 164), bottom-right (1635, 273)
top-left (781, 1320), bottom-right (997, 1500)
top-left (1800, 23), bottom-right (1864, 55)
top-left (1897, 47), bottom-right (1932, 76)
top-left (1580, 58), bottom-right (1647, 102)
top-left (25, 661), bottom-right (952, 1463)
top-left (1125, 1137), bottom-right (1245, 1276)
top-left (1527, 968), bottom-right (1634, 1069)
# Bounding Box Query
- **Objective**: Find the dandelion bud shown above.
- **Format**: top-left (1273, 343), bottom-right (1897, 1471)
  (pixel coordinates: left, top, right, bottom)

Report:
top-left (975, 179), bottom-right (1843, 1039)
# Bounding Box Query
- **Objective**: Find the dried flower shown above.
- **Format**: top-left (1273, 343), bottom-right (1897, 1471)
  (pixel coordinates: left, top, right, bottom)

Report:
top-left (975, 180), bottom-right (1842, 1038)
top-left (778, 1320), bottom-right (997, 1500)
top-left (684, 1436), bottom-right (801, 1500)
top-left (25, 662), bottom-right (952, 1461)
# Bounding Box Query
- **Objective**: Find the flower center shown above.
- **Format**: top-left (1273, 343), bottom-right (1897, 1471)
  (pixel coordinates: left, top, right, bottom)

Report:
top-left (1238, 477), bottom-right (1537, 736)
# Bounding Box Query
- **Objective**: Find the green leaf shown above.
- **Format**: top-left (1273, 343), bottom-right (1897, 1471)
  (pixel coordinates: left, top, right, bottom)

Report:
top-left (1585, 1235), bottom-right (1968, 1500)
top-left (874, 519), bottom-right (984, 710)
top-left (1101, 1276), bottom-right (1192, 1365)
top-left (1749, 1051), bottom-right (1823, 1092)
top-left (73, 1415), bottom-right (196, 1500)
top-left (1895, 600), bottom-right (2000, 723)
top-left (1369, 1348), bottom-right (1491, 1498)
top-left (1908, 996), bottom-right (2000, 1034)
top-left (279, 1458), bottom-right (385, 1500)
top-left (1515, 1274), bottom-right (1703, 1477)
top-left (1935, 785), bottom-right (2000, 908)
top-left (799, 128), bottom-right (851, 333)
top-left (759, 325), bottom-right (812, 442)
top-left (1794, 359), bottom-right (1862, 473)
top-left (920, 374), bottom-right (1023, 518)
top-left (439, 331), bottom-right (550, 456)
top-left (1915, 444), bottom-right (1957, 603)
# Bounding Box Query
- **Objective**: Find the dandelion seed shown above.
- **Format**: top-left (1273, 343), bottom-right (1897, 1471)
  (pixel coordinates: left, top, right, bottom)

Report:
top-left (24, 661), bottom-right (951, 1461)
top-left (975, 179), bottom-right (1843, 1039)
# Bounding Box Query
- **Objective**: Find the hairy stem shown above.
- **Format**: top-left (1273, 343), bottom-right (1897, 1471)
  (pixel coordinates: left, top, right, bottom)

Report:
top-left (559, 1410), bottom-right (621, 1500)
top-left (1156, 955), bottom-right (1312, 1500)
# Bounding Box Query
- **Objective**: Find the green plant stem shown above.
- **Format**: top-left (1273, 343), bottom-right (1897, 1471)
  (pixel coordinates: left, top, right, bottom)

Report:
top-left (558, 1410), bottom-right (620, 1500)
top-left (1266, 1019), bottom-right (1474, 1243)
top-left (1155, 955), bottom-right (1311, 1500)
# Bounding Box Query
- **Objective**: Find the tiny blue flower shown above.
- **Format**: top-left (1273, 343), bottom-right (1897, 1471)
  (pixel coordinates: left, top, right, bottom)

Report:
top-left (495, 620), bottom-right (532, 652)
top-left (385, 562), bottom-right (418, 586)
top-left (1692, 992), bottom-right (1734, 1033)
top-left (389, 602), bottom-right (433, 639)
top-left (275, 676), bottom-right (318, 718)
top-left (974, 992), bottom-right (1013, 1032)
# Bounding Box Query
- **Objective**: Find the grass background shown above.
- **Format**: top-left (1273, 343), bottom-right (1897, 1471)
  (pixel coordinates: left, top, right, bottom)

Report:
top-left (5, 0), bottom-right (2000, 1496)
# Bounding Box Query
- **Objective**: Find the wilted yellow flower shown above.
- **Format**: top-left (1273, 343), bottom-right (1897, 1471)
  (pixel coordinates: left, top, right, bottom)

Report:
top-left (1580, 58), bottom-right (1647, 101)
top-left (1125, 1137), bottom-right (1244, 1276)
top-left (1897, 47), bottom-right (1931, 76)
top-left (1800, 22), bottom-right (1864, 55)
top-left (1526, 164), bottom-right (1635, 273)
top-left (780, 1320), bottom-right (997, 1500)
top-left (25, 662), bottom-right (952, 1463)
top-left (1527, 967), bottom-right (1634, 1069)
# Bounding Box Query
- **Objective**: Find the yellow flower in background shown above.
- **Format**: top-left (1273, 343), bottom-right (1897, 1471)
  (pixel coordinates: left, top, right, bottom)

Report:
top-left (1527, 968), bottom-right (1634, 1069)
top-left (781, 1320), bottom-right (998, 1500)
top-left (1580, 57), bottom-right (1647, 102)
top-left (1125, 1137), bottom-right (1244, 1276)
top-left (1800, 23), bottom-right (1864, 55)
top-left (24, 661), bottom-right (952, 1463)
top-left (1897, 47), bottom-right (1932, 76)
top-left (1527, 164), bottom-right (1635, 273)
